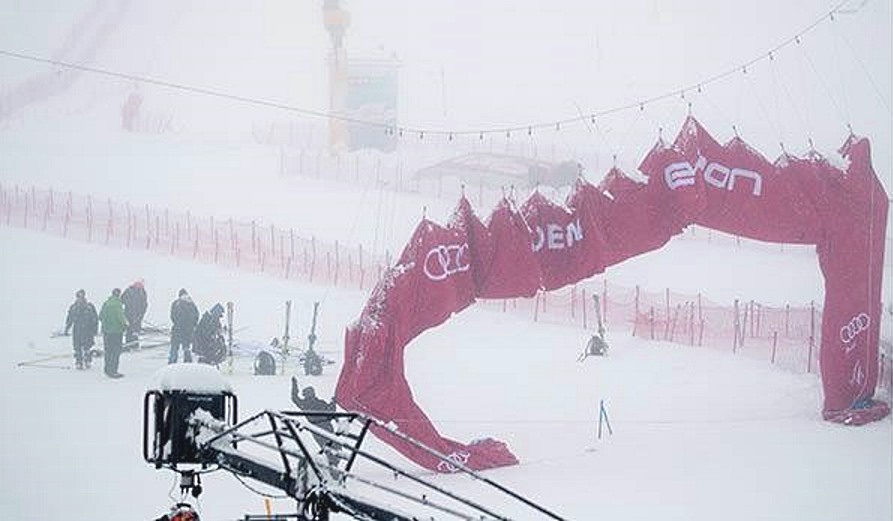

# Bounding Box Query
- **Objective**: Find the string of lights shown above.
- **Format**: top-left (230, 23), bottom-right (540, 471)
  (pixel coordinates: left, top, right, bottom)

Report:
top-left (0, 0), bottom-right (868, 139)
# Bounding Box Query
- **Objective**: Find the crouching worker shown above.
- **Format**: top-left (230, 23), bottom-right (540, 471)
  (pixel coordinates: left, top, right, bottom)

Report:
top-left (192, 303), bottom-right (226, 366)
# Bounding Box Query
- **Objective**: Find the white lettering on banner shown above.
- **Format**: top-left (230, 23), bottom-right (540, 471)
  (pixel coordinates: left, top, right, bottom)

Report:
top-left (423, 243), bottom-right (470, 281)
top-left (849, 360), bottom-right (866, 387)
top-left (663, 155), bottom-right (763, 196)
top-left (664, 157), bottom-right (704, 190)
top-left (532, 219), bottom-right (584, 252)
top-left (840, 312), bottom-right (870, 349)
top-left (436, 450), bottom-right (471, 473)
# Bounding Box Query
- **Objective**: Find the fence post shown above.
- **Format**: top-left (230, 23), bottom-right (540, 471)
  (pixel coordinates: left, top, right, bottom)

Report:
top-left (697, 292), bottom-right (702, 324)
top-left (279, 235), bottom-right (285, 270)
top-left (784, 304), bottom-right (790, 337)
top-left (698, 318), bottom-right (705, 346)
top-left (42, 196), bottom-right (49, 231)
top-left (602, 279), bottom-right (608, 328)
top-left (266, 224), bottom-right (273, 257)
top-left (63, 204), bottom-right (70, 237)
top-left (771, 331), bottom-right (778, 364)
top-left (750, 300), bottom-right (756, 338)
top-left (733, 299), bottom-right (740, 353)
top-left (326, 251), bottom-right (332, 282)
top-left (756, 303), bottom-right (762, 338)
top-left (582, 288), bottom-right (588, 330)
top-left (86, 196), bottom-right (93, 243)
top-left (334, 240), bottom-right (340, 285)
top-left (106, 199), bottom-right (113, 244)
top-left (807, 301), bottom-right (815, 373)
top-left (689, 301), bottom-right (695, 346)
top-left (649, 306), bottom-right (655, 340)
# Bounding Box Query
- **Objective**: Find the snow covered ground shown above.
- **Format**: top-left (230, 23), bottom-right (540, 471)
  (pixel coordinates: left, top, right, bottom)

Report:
top-left (1, 220), bottom-right (890, 520)
top-left (1, 1), bottom-right (891, 519)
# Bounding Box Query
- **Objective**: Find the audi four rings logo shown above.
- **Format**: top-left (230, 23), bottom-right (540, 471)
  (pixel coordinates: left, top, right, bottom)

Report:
top-left (839, 312), bottom-right (870, 344)
top-left (423, 243), bottom-right (470, 281)
top-left (436, 450), bottom-right (471, 473)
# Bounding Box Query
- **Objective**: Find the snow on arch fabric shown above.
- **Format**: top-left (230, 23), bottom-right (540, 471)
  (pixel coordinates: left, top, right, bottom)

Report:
top-left (336, 116), bottom-right (890, 473)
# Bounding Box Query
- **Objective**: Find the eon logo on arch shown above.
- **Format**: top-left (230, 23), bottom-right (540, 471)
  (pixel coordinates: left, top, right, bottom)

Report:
top-left (664, 155), bottom-right (763, 196)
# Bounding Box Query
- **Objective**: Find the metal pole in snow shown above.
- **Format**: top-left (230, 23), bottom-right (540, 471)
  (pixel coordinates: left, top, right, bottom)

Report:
top-left (597, 399), bottom-right (613, 439)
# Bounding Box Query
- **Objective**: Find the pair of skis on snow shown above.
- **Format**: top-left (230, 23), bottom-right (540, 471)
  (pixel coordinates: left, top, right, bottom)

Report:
top-left (276, 300), bottom-right (332, 376)
top-left (22, 328), bottom-right (173, 370)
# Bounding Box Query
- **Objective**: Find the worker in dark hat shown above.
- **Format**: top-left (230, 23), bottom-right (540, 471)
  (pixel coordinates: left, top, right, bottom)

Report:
top-left (193, 303), bottom-right (226, 365)
top-left (64, 289), bottom-right (98, 370)
top-left (290, 377), bottom-right (340, 467)
top-left (169, 288), bottom-right (199, 364)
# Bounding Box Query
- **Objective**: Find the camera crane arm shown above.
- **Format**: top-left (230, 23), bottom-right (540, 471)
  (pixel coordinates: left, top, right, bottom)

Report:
top-left (172, 409), bottom-right (510, 521)
top-left (144, 365), bottom-right (564, 521)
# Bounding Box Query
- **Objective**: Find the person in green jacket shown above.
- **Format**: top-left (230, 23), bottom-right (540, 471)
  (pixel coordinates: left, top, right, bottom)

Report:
top-left (99, 288), bottom-right (129, 378)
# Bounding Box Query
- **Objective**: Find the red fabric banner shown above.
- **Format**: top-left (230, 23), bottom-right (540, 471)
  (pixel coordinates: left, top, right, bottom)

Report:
top-left (337, 116), bottom-right (889, 472)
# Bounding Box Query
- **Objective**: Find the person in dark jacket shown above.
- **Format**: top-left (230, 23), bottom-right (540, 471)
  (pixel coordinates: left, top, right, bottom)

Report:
top-left (193, 303), bottom-right (226, 366)
top-left (64, 289), bottom-right (98, 370)
top-left (290, 377), bottom-right (340, 467)
top-left (169, 288), bottom-right (199, 364)
top-left (121, 280), bottom-right (148, 348)
top-left (99, 288), bottom-right (128, 378)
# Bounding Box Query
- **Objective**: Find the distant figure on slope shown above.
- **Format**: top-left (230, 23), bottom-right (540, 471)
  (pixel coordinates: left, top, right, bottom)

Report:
top-left (121, 279), bottom-right (148, 349)
top-left (193, 303), bottom-right (226, 366)
top-left (169, 288), bottom-right (199, 364)
top-left (64, 289), bottom-right (98, 370)
top-left (98, 288), bottom-right (128, 378)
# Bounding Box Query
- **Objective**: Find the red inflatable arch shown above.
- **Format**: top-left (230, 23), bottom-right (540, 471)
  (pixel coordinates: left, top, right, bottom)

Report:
top-left (336, 117), bottom-right (889, 472)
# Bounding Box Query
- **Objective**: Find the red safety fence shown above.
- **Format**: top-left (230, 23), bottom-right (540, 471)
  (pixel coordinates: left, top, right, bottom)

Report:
top-left (0, 183), bottom-right (385, 290)
top-left (2, 183), bottom-right (890, 393)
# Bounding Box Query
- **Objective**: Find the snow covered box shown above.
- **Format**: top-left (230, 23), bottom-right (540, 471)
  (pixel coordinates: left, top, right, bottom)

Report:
top-left (143, 364), bottom-right (238, 469)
